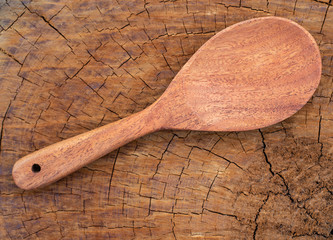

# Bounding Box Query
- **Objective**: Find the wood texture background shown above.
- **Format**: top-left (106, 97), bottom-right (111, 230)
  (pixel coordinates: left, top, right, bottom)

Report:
top-left (0, 0), bottom-right (332, 239)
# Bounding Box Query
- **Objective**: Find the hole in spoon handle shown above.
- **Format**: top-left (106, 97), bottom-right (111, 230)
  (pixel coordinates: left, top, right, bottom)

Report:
top-left (31, 164), bottom-right (41, 173)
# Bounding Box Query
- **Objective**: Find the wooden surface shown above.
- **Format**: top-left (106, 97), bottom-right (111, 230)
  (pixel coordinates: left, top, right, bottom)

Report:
top-left (12, 16), bottom-right (322, 191)
top-left (1, 0), bottom-right (332, 239)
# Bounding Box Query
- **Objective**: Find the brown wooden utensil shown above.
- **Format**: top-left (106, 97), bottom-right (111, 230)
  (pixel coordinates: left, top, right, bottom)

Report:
top-left (12, 16), bottom-right (321, 190)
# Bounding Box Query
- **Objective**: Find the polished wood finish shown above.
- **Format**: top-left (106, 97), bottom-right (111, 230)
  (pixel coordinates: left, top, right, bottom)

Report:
top-left (12, 16), bottom-right (321, 190)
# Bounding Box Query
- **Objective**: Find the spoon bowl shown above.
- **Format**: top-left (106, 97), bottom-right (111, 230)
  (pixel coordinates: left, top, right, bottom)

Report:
top-left (155, 16), bottom-right (321, 131)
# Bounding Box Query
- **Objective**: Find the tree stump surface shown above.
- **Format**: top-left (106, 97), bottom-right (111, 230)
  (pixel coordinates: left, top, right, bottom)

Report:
top-left (0, 0), bottom-right (332, 239)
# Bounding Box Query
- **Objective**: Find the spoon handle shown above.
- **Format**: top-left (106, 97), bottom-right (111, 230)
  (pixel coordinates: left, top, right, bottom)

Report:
top-left (12, 106), bottom-right (159, 190)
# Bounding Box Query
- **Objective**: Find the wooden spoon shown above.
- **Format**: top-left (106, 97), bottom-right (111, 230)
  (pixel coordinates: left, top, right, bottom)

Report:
top-left (12, 16), bottom-right (321, 190)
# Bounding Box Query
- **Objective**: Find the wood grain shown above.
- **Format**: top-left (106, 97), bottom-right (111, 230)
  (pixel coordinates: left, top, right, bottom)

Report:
top-left (1, 0), bottom-right (332, 239)
top-left (12, 17), bottom-right (321, 190)
top-left (12, 105), bottom-right (160, 190)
